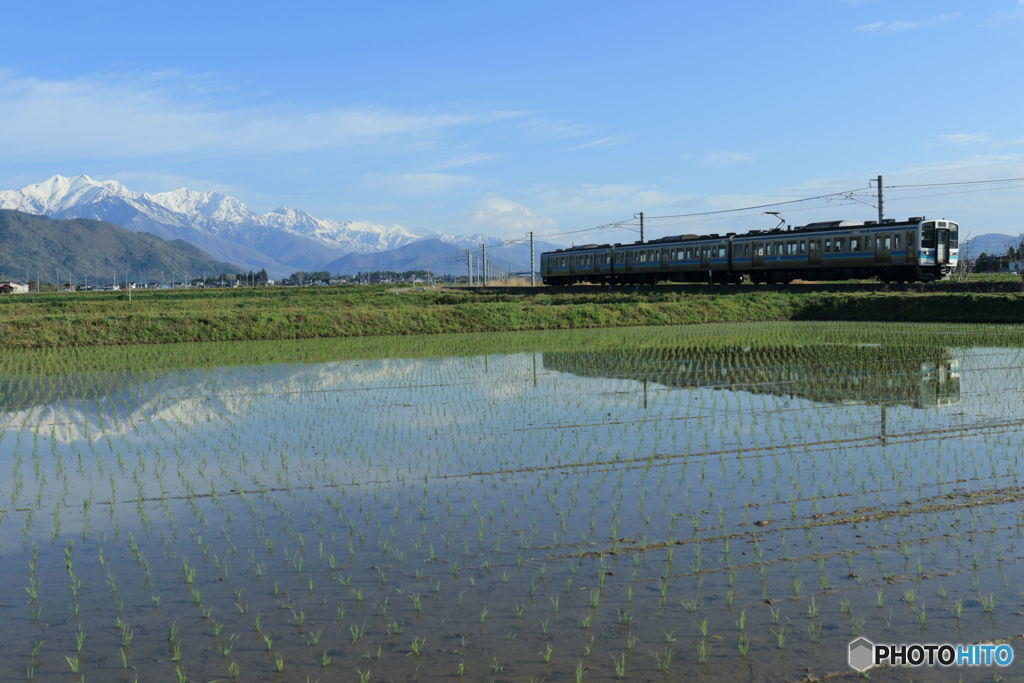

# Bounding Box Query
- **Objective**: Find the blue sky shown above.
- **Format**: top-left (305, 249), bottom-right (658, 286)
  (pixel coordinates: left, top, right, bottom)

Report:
top-left (1, 0), bottom-right (1022, 243)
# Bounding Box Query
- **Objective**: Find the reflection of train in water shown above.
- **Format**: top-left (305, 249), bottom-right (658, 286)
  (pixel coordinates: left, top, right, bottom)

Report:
top-left (542, 344), bottom-right (961, 408)
top-left (541, 217), bottom-right (959, 285)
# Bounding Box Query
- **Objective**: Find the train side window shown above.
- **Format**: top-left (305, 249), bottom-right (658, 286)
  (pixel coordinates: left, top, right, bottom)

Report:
top-left (824, 239), bottom-right (831, 252)
top-left (835, 238), bottom-right (844, 252)
top-left (894, 235), bottom-right (901, 249)
top-left (850, 237), bottom-right (859, 251)
top-left (799, 242), bottom-right (806, 254)
top-left (809, 240), bottom-right (818, 252)
top-left (865, 236), bottom-right (873, 250)
top-left (884, 236), bottom-right (891, 249)
top-left (718, 246), bottom-right (726, 258)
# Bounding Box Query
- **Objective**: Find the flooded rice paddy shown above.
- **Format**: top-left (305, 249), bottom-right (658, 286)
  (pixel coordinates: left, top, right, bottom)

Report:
top-left (1, 321), bottom-right (1023, 682)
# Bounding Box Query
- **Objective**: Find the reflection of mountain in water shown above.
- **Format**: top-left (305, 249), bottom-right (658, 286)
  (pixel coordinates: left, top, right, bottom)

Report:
top-left (0, 357), bottom-right (447, 443)
top-left (542, 345), bottom-right (960, 408)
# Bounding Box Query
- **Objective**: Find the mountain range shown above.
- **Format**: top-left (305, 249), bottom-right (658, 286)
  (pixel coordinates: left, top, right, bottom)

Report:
top-left (0, 175), bottom-right (554, 278)
top-left (0, 175), bottom-right (563, 277)
top-left (0, 175), bottom-right (436, 277)
top-left (0, 210), bottom-right (240, 284)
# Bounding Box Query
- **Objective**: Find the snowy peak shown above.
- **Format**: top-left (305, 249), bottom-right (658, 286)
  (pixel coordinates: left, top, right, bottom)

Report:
top-left (147, 188), bottom-right (255, 225)
top-left (0, 174), bottom-right (136, 214)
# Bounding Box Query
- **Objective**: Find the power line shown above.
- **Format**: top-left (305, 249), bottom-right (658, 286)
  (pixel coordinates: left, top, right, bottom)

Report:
top-left (529, 174), bottom-right (1023, 247)
top-left (642, 186), bottom-right (868, 221)
top-left (887, 176), bottom-right (1024, 190)
top-left (535, 219), bottom-right (638, 239)
top-left (870, 184), bottom-right (1024, 203)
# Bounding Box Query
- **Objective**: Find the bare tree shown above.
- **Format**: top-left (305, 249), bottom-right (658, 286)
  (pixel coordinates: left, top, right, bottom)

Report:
top-left (950, 235), bottom-right (974, 282)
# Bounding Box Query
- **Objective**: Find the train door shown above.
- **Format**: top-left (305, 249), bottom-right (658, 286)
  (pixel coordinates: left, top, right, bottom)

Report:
top-left (935, 226), bottom-right (949, 265)
top-left (906, 231), bottom-right (917, 263)
top-left (891, 234), bottom-right (906, 265)
top-left (875, 234), bottom-right (891, 264)
top-left (699, 244), bottom-right (710, 269)
top-left (752, 243), bottom-right (764, 267)
top-left (808, 239), bottom-right (822, 265)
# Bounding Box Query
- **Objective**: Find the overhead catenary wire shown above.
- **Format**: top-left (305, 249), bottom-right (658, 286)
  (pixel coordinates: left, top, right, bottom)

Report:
top-left (641, 186), bottom-right (869, 221)
top-left (524, 174), bottom-right (1024, 250)
top-left (885, 176), bottom-right (1024, 190)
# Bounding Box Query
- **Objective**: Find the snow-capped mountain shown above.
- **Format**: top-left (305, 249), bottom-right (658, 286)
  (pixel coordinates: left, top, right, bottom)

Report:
top-left (0, 175), bottom-right (428, 276)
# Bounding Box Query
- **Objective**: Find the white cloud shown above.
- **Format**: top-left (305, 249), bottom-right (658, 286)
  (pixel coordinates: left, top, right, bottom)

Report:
top-left (855, 12), bottom-right (959, 32)
top-left (939, 133), bottom-right (991, 145)
top-left (431, 154), bottom-right (498, 170)
top-left (531, 184), bottom-right (696, 222)
top-left (472, 197), bottom-right (557, 233)
top-left (900, 154), bottom-right (1023, 175)
top-left (0, 70), bottom-right (507, 159)
top-left (363, 172), bottom-right (472, 196)
top-left (520, 116), bottom-right (590, 139)
top-left (571, 135), bottom-right (629, 150)
top-left (704, 151), bottom-right (754, 166)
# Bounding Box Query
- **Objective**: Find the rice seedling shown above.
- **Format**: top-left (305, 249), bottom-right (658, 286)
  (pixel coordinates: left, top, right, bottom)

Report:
top-left (2, 323), bottom-right (1023, 680)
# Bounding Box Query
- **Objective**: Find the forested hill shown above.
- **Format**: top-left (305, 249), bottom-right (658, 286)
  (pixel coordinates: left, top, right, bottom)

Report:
top-left (0, 210), bottom-right (240, 283)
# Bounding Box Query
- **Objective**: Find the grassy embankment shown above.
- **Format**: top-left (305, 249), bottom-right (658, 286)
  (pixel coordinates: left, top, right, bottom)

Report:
top-left (2, 284), bottom-right (1024, 349)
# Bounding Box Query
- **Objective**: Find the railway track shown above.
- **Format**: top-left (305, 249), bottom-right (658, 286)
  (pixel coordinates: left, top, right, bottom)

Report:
top-left (470, 280), bottom-right (1024, 294)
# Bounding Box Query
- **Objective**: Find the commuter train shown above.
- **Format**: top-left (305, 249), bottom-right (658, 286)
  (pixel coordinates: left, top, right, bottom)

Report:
top-left (540, 217), bottom-right (959, 285)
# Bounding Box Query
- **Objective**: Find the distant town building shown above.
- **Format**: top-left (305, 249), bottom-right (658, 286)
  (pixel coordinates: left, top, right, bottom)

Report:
top-left (0, 281), bottom-right (29, 294)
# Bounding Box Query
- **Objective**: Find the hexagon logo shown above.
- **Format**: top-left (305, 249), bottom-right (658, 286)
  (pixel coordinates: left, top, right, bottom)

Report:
top-left (849, 637), bottom-right (875, 672)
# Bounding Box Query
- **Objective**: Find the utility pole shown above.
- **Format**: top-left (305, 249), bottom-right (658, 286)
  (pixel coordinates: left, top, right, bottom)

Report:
top-left (467, 250), bottom-right (473, 286)
top-left (635, 211), bottom-right (645, 243)
top-left (529, 231), bottom-right (536, 287)
top-left (876, 174), bottom-right (884, 224)
top-left (481, 243), bottom-right (488, 287)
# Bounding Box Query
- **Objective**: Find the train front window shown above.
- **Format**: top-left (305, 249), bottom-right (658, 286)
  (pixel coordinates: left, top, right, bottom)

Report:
top-left (948, 222), bottom-right (959, 248)
top-left (921, 221), bottom-right (936, 248)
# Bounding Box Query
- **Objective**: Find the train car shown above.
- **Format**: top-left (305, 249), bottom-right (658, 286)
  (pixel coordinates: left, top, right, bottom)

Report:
top-left (539, 233), bottom-right (735, 285)
top-left (540, 216), bottom-right (958, 285)
top-left (538, 244), bottom-right (611, 285)
top-left (612, 234), bottom-right (732, 284)
top-left (735, 217), bottom-right (958, 283)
